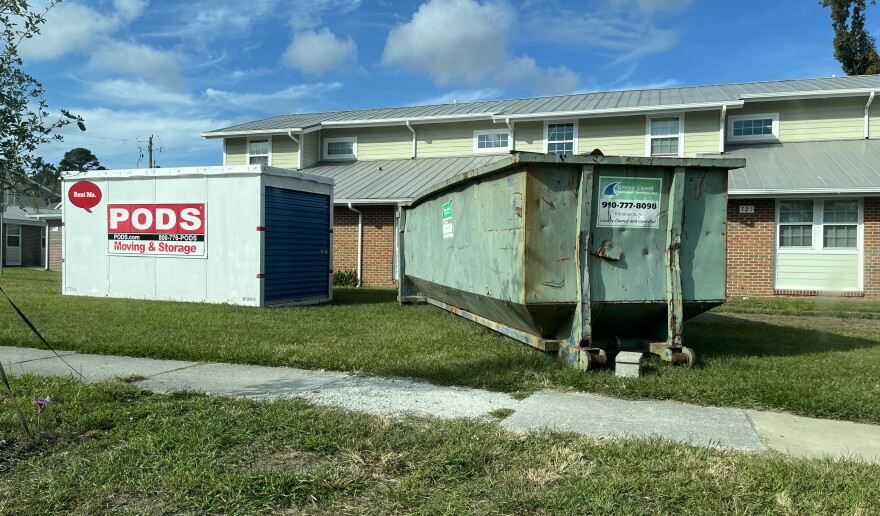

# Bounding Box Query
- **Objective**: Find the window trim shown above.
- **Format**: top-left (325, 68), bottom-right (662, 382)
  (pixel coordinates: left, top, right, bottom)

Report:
top-left (775, 198), bottom-right (863, 255)
top-left (728, 112), bottom-right (779, 143)
top-left (544, 121), bottom-right (578, 155)
top-left (645, 114), bottom-right (684, 157)
top-left (473, 129), bottom-right (512, 154)
top-left (323, 137), bottom-right (358, 161)
top-left (6, 224), bottom-right (20, 247)
top-left (247, 137), bottom-right (272, 166)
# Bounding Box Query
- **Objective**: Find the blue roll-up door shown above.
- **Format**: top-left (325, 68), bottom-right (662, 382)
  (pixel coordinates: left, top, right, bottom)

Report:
top-left (264, 186), bottom-right (331, 304)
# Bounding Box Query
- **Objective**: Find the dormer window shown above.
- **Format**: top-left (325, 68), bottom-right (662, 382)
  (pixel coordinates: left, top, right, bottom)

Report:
top-left (473, 129), bottom-right (511, 154)
top-left (324, 137), bottom-right (357, 160)
top-left (728, 113), bottom-right (779, 142)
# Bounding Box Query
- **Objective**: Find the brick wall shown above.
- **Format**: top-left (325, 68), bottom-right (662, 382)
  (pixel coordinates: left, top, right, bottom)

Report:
top-left (333, 205), bottom-right (396, 288)
top-left (864, 197), bottom-right (880, 299)
top-left (48, 221), bottom-right (62, 272)
top-left (726, 198), bottom-right (776, 297)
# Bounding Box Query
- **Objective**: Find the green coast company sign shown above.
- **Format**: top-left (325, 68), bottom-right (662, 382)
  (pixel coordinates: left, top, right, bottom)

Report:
top-left (597, 176), bottom-right (662, 228)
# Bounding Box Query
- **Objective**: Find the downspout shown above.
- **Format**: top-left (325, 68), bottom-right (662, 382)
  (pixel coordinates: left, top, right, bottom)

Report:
top-left (865, 92), bottom-right (875, 139)
top-left (719, 105), bottom-right (727, 154)
top-left (43, 224), bottom-right (48, 270)
top-left (287, 130), bottom-right (303, 169)
top-left (347, 203), bottom-right (363, 287)
top-left (406, 121), bottom-right (416, 158)
top-left (505, 118), bottom-right (515, 151)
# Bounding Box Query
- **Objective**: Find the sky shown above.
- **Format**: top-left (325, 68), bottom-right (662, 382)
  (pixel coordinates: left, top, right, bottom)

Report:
top-left (14, 0), bottom-right (861, 169)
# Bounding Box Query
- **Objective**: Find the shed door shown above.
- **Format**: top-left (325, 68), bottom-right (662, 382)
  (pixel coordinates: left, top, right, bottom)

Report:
top-left (264, 187), bottom-right (331, 304)
top-left (6, 224), bottom-right (21, 266)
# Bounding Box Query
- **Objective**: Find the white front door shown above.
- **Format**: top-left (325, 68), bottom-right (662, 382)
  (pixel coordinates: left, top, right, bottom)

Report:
top-left (6, 224), bottom-right (21, 266)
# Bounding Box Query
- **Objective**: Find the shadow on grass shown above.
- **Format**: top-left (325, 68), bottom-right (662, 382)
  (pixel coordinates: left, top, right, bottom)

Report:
top-left (330, 288), bottom-right (397, 306)
top-left (686, 313), bottom-right (880, 358)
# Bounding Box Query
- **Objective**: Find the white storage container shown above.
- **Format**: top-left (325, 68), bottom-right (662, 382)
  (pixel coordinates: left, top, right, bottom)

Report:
top-left (62, 165), bottom-right (334, 306)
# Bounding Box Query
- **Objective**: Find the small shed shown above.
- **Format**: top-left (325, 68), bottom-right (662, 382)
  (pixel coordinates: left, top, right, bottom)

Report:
top-left (62, 165), bottom-right (334, 306)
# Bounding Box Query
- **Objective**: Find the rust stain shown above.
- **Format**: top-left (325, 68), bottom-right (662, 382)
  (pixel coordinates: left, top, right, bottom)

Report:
top-left (693, 173), bottom-right (707, 199)
top-left (591, 239), bottom-right (622, 261)
top-left (515, 207), bottom-right (523, 218)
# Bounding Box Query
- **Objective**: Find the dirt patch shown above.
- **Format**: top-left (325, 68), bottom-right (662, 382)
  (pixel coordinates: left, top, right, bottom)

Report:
top-left (694, 312), bottom-right (880, 335)
top-left (250, 449), bottom-right (328, 472)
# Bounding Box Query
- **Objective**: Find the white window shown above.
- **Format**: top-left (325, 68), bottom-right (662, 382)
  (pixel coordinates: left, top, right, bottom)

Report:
top-left (323, 137), bottom-right (357, 160)
top-left (247, 138), bottom-right (270, 165)
top-left (473, 129), bottom-right (511, 154)
top-left (545, 122), bottom-right (577, 155)
top-left (646, 115), bottom-right (683, 157)
top-left (728, 113), bottom-right (779, 142)
top-left (777, 199), bottom-right (860, 250)
top-left (6, 225), bottom-right (20, 247)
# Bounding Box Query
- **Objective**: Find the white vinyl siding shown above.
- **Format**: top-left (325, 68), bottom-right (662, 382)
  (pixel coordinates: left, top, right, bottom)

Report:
top-left (776, 254), bottom-right (861, 291)
top-left (733, 98), bottom-right (864, 143)
top-left (580, 116), bottom-right (644, 156)
top-left (224, 138), bottom-right (247, 166)
top-left (270, 135), bottom-right (299, 169)
top-left (775, 198), bottom-right (862, 292)
top-left (323, 127), bottom-right (411, 161)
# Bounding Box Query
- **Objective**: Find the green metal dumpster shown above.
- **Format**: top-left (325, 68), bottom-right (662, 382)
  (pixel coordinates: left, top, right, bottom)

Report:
top-left (398, 152), bottom-right (745, 370)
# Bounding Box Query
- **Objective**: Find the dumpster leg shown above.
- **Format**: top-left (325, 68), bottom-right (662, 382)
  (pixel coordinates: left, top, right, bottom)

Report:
top-left (664, 167), bottom-right (685, 348)
top-left (649, 342), bottom-right (696, 368)
top-left (559, 343), bottom-right (607, 371)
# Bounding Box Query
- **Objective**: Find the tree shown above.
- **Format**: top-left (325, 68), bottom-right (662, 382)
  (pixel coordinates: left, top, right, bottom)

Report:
top-left (0, 0), bottom-right (84, 197)
top-left (823, 0), bottom-right (880, 75)
top-left (58, 147), bottom-right (106, 172)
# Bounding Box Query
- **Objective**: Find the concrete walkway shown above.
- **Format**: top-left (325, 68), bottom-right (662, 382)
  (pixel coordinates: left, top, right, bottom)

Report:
top-left (4, 345), bottom-right (879, 463)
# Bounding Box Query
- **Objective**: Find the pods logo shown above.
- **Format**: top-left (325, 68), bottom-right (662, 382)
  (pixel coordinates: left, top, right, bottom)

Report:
top-left (68, 181), bottom-right (102, 213)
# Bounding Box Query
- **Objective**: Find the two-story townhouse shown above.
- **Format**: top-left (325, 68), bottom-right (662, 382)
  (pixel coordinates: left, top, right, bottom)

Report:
top-left (203, 75), bottom-right (880, 298)
top-left (2, 187), bottom-right (62, 270)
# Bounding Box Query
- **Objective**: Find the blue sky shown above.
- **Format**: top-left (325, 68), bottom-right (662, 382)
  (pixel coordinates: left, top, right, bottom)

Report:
top-left (18, 0), bottom-right (857, 169)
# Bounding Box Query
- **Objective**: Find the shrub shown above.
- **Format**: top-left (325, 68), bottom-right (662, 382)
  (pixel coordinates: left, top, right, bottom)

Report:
top-left (333, 269), bottom-right (358, 287)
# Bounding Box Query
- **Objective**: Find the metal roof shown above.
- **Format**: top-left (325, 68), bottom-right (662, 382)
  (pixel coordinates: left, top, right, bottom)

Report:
top-left (204, 75), bottom-right (880, 137)
top-left (303, 156), bottom-right (504, 203)
top-left (719, 140), bottom-right (880, 196)
top-left (2, 205), bottom-right (59, 224)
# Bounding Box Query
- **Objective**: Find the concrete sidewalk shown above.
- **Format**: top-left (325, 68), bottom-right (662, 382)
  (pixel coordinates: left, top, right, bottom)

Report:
top-left (4, 345), bottom-right (879, 463)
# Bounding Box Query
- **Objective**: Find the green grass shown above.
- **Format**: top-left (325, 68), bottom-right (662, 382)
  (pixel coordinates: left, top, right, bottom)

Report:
top-left (2, 269), bottom-right (880, 423)
top-left (2, 375), bottom-right (878, 515)
top-left (720, 296), bottom-right (880, 318)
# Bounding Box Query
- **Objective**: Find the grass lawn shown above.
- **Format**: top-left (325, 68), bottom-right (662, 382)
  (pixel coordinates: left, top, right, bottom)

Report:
top-left (2, 375), bottom-right (878, 515)
top-left (1, 269), bottom-right (879, 423)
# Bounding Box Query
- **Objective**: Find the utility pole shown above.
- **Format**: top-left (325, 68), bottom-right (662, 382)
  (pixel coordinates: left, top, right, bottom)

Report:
top-left (148, 135), bottom-right (154, 168)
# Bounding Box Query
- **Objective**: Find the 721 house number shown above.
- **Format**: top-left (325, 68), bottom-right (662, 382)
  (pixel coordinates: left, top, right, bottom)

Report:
top-left (739, 205), bottom-right (755, 214)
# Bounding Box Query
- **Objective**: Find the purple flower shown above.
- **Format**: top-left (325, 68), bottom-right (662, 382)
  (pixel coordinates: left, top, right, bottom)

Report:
top-left (32, 396), bottom-right (52, 413)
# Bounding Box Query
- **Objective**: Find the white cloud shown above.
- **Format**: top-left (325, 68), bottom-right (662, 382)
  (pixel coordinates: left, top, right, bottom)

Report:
top-left (382, 0), bottom-right (578, 94)
top-left (607, 0), bottom-right (695, 16)
top-left (533, 13), bottom-right (679, 62)
top-left (288, 0), bottom-right (363, 31)
top-left (45, 107), bottom-right (231, 169)
top-left (203, 83), bottom-right (345, 113)
top-left (282, 28), bottom-right (357, 75)
top-left (417, 88), bottom-right (503, 105)
top-left (19, 0), bottom-right (148, 60)
top-left (87, 80), bottom-right (195, 107)
top-left (90, 41), bottom-right (182, 88)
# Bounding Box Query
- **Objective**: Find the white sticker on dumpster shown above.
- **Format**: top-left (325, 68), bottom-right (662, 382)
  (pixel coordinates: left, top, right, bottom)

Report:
top-left (442, 200), bottom-right (454, 239)
top-left (597, 177), bottom-right (662, 228)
